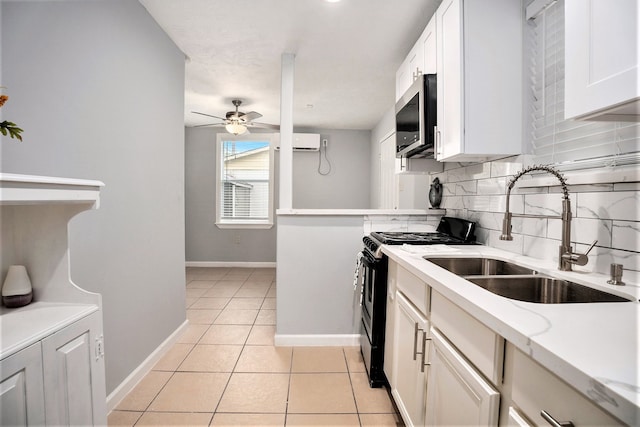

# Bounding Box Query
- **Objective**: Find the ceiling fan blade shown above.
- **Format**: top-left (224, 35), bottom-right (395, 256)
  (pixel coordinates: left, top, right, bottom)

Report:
top-left (192, 122), bottom-right (226, 128)
top-left (242, 111), bottom-right (263, 122)
top-left (248, 121), bottom-right (280, 130)
top-left (192, 111), bottom-right (227, 121)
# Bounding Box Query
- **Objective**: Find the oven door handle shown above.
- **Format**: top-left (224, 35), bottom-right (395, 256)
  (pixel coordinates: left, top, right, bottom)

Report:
top-left (354, 251), bottom-right (365, 306)
top-left (361, 249), bottom-right (377, 264)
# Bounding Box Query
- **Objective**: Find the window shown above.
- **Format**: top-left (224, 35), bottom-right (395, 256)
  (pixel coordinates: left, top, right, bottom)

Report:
top-left (215, 134), bottom-right (274, 228)
top-left (527, 0), bottom-right (639, 170)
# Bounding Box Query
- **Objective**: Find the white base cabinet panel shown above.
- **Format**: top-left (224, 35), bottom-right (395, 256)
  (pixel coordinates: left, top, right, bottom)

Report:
top-left (0, 343), bottom-right (46, 426)
top-left (505, 344), bottom-right (622, 426)
top-left (392, 291), bottom-right (429, 427)
top-left (425, 328), bottom-right (500, 427)
top-left (42, 311), bottom-right (107, 426)
top-left (0, 312), bottom-right (107, 426)
top-left (505, 407), bottom-right (533, 427)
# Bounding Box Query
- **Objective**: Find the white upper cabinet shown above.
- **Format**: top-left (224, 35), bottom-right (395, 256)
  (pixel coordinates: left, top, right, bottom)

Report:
top-left (395, 16), bottom-right (438, 101)
top-left (564, 0), bottom-right (640, 121)
top-left (408, 42), bottom-right (425, 84)
top-left (435, 0), bottom-right (523, 161)
top-left (396, 56), bottom-right (412, 102)
top-left (421, 18), bottom-right (437, 75)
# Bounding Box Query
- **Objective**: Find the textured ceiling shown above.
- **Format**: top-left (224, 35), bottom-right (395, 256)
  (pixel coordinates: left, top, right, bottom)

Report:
top-left (139, 0), bottom-right (441, 130)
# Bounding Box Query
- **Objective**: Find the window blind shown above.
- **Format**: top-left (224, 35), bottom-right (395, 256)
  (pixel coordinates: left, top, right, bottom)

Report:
top-left (220, 140), bottom-right (270, 221)
top-left (528, 0), bottom-right (639, 168)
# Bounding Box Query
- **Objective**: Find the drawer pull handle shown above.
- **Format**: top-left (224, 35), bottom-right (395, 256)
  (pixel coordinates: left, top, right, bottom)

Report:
top-left (540, 410), bottom-right (574, 427)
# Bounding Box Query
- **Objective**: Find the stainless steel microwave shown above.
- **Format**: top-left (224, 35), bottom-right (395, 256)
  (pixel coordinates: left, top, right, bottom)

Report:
top-left (395, 74), bottom-right (437, 158)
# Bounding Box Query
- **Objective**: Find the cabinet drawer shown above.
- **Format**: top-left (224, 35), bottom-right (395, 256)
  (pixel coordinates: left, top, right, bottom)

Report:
top-left (509, 345), bottom-right (622, 426)
top-left (397, 265), bottom-right (429, 315)
top-left (430, 290), bottom-right (503, 385)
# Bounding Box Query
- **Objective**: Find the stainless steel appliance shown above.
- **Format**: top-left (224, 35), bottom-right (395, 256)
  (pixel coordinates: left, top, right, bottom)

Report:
top-left (395, 74), bottom-right (437, 159)
top-left (359, 217), bottom-right (477, 387)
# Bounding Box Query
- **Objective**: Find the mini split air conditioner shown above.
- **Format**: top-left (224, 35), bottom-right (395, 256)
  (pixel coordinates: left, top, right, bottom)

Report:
top-left (274, 133), bottom-right (320, 151)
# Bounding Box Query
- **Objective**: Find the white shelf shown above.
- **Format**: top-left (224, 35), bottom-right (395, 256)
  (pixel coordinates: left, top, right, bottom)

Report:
top-left (0, 173), bottom-right (104, 205)
top-left (0, 302), bottom-right (98, 360)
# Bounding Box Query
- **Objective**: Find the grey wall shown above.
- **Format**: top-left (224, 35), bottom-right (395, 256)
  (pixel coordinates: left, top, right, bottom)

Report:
top-left (185, 127), bottom-right (372, 263)
top-left (276, 215), bottom-right (365, 336)
top-left (185, 127), bottom-right (278, 263)
top-left (293, 128), bottom-right (371, 209)
top-left (1, 1), bottom-right (186, 394)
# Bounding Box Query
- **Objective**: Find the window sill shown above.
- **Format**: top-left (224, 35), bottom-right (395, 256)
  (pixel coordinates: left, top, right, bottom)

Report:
top-left (216, 221), bottom-right (274, 230)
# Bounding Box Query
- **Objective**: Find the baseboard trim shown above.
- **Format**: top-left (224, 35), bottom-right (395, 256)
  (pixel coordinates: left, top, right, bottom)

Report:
top-left (106, 320), bottom-right (189, 413)
top-left (186, 261), bottom-right (277, 268)
top-left (274, 334), bottom-right (360, 347)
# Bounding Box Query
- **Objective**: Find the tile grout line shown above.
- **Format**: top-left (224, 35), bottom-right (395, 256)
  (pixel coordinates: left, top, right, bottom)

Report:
top-left (343, 347), bottom-right (364, 427)
top-left (210, 273), bottom-right (252, 416)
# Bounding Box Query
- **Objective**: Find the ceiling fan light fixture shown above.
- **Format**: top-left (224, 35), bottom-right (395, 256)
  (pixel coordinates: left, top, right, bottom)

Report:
top-left (225, 122), bottom-right (248, 135)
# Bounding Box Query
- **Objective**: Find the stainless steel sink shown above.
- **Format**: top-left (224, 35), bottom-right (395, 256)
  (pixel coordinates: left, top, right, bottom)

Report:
top-left (425, 257), bottom-right (538, 276)
top-left (467, 276), bottom-right (632, 304)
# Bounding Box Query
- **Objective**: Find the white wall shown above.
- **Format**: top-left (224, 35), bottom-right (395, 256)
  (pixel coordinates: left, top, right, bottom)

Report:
top-left (1, 0), bottom-right (186, 393)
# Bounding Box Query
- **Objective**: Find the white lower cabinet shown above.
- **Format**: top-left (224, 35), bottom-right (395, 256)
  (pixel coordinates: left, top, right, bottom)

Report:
top-left (42, 311), bottom-right (107, 426)
top-left (0, 311), bottom-right (106, 426)
top-left (505, 407), bottom-right (532, 427)
top-left (383, 260), bottom-right (623, 427)
top-left (392, 291), bottom-right (430, 427)
top-left (504, 344), bottom-right (622, 426)
top-left (0, 342), bottom-right (46, 426)
top-left (425, 328), bottom-right (500, 426)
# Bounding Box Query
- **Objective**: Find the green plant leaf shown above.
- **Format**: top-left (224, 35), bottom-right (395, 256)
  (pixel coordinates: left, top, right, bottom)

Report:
top-left (0, 120), bottom-right (24, 141)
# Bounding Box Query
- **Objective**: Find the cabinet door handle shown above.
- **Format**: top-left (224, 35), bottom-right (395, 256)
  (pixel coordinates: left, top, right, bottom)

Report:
top-left (540, 410), bottom-right (574, 427)
top-left (413, 322), bottom-right (425, 360)
top-left (413, 67), bottom-right (422, 81)
top-left (420, 330), bottom-right (431, 373)
top-left (434, 127), bottom-right (442, 158)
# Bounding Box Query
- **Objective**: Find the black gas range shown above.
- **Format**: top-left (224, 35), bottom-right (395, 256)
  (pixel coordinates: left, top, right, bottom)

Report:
top-left (359, 217), bottom-right (477, 387)
top-left (364, 216), bottom-right (477, 254)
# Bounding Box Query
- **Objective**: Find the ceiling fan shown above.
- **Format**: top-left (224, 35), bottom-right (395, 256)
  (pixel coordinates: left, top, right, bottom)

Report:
top-left (192, 99), bottom-right (279, 135)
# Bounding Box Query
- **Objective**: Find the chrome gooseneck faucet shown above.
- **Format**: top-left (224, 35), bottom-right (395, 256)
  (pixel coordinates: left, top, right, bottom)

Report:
top-left (500, 165), bottom-right (597, 271)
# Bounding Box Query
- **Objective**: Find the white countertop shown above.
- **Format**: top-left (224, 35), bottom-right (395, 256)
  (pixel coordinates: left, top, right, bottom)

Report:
top-left (276, 208), bottom-right (445, 216)
top-left (0, 302), bottom-right (99, 360)
top-left (382, 244), bottom-right (639, 426)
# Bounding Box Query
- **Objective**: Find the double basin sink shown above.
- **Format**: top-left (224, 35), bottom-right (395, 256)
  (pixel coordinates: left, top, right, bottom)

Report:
top-left (424, 257), bottom-right (632, 304)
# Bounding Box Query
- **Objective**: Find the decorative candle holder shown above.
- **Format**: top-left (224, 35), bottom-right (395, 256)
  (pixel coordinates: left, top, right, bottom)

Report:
top-left (2, 265), bottom-right (33, 307)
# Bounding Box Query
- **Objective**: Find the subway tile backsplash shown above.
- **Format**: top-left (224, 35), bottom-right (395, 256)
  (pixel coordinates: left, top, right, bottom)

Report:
top-left (433, 155), bottom-right (639, 283)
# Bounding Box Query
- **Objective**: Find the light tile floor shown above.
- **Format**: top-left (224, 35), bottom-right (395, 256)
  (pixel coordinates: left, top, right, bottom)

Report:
top-left (108, 267), bottom-right (403, 426)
